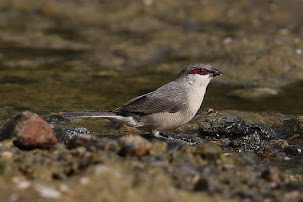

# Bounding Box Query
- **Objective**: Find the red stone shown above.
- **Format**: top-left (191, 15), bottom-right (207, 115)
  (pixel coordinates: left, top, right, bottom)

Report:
top-left (0, 111), bottom-right (57, 149)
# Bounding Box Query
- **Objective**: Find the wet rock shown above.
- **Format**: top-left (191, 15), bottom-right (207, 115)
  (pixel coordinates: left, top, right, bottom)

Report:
top-left (118, 135), bottom-right (151, 157)
top-left (276, 116), bottom-right (303, 138)
top-left (50, 126), bottom-right (91, 145)
top-left (199, 116), bottom-right (246, 137)
top-left (68, 135), bottom-right (119, 153)
top-left (0, 111), bottom-right (57, 149)
top-left (44, 114), bottom-right (72, 124)
top-left (198, 114), bottom-right (278, 153)
top-left (51, 125), bottom-right (69, 144)
top-left (64, 128), bottom-right (90, 140)
top-left (283, 146), bottom-right (303, 156)
top-left (199, 116), bottom-right (276, 140)
top-left (230, 133), bottom-right (261, 152)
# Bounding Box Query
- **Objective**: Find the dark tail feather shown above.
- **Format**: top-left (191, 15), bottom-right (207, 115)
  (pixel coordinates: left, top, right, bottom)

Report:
top-left (60, 110), bottom-right (116, 118)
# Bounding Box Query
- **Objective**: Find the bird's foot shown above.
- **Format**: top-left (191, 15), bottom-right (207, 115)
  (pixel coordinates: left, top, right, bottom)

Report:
top-left (153, 132), bottom-right (198, 145)
top-left (153, 133), bottom-right (175, 141)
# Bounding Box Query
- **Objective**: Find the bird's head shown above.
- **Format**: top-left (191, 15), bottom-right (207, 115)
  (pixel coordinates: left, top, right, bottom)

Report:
top-left (176, 64), bottom-right (222, 86)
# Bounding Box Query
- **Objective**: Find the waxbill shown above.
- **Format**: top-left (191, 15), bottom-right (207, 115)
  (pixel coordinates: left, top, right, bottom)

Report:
top-left (61, 64), bottom-right (222, 137)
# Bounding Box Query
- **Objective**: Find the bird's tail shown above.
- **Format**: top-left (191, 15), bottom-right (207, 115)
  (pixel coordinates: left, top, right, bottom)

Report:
top-left (60, 110), bottom-right (117, 118)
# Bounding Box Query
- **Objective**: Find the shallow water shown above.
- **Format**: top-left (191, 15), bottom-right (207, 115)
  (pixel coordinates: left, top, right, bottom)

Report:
top-left (0, 45), bottom-right (302, 125)
top-left (0, 48), bottom-right (302, 122)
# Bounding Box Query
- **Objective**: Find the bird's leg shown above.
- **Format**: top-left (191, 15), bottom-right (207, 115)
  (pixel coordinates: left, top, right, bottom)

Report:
top-left (152, 130), bottom-right (161, 138)
top-left (152, 131), bottom-right (175, 141)
top-left (152, 130), bottom-right (199, 145)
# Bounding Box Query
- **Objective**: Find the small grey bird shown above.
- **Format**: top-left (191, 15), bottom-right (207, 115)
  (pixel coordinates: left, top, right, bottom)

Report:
top-left (61, 64), bottom-right (222, 137)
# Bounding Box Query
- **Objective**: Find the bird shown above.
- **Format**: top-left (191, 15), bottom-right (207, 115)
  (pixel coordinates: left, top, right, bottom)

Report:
top-left (61, 64), bottom-right (222, 138)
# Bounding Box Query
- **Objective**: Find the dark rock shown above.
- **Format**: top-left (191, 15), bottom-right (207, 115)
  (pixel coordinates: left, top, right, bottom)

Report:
top-left (0, 111), bottom-right (57, 149)
top-left (275, 116), bottom-right (303, 138)
top-left (44, 114), bottom-right (72, 124)
top-left (64, 127), bottom-right (90, 140)
top-left (248, 124), bottom-right (276, 140)
top-left (51, 125), bottom-right (70, 144)
top-left (118, 135), bottom-right (151, 157)
top-left (230, 133), bottom-right (261, 152)
top-left (199, 116), bottom-right (276, 140)
top-left (283, 145), bottom-right (303, 156)
top-left (199, 116), bottom-right (246, 137)
top-left (68, 135), bottom-right (119, 153)
top-left (51, 126), bottom-right (90, 145)
top-left (51, 126), bottom-right (91, 145)
top-left (199, 115), bottom-right (277, 153)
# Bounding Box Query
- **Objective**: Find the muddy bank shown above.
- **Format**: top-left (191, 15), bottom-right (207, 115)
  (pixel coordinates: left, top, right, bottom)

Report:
top-left (0, 110), bottom-right (302, 201)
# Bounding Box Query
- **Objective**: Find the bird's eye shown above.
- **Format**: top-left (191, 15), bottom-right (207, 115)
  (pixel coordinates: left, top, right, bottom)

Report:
top-left (198, 68), bottom-right (205, 73)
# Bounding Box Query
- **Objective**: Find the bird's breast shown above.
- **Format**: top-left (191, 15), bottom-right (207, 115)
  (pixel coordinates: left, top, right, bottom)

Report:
top-left (184, 86), bottom-right (206, 117)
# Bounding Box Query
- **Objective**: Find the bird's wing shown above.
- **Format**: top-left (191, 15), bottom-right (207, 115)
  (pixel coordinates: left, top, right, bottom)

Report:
top-left (114, 81), bottom-right (187, 116)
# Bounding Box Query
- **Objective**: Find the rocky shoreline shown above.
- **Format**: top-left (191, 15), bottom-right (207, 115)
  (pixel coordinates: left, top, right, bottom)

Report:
top-left (0, 110), bottom-right (302, 201)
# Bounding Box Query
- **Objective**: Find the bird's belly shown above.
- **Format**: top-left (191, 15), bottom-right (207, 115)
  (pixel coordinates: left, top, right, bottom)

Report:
top-left (138, 110), bottom-right (196, 132)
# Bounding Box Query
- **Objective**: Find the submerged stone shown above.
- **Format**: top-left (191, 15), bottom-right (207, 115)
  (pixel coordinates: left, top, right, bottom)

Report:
top-left (229, 87), bottom-right (278, 99)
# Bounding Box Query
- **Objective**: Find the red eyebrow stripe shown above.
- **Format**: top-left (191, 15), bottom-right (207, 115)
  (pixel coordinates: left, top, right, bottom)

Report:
top-left (187, 68), bottom-right (208, 75)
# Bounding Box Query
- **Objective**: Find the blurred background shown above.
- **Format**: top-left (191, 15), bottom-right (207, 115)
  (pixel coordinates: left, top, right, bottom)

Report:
top-left (0, 0), bottom-right (303, 123)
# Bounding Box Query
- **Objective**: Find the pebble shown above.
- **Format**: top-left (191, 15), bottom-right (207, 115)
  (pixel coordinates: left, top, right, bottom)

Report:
top-left (34, 184), bottom-right (61, 199)
top-left (261, 167), bottom-right (284, 183)
top-left (12, 177), bottom-right (31, 190)
top-left (12, 111), bottom-right (57, 149)
top-left (118, 135), bottom-right (152, 157)
top-left (1, 151), bottom-right (13, 159)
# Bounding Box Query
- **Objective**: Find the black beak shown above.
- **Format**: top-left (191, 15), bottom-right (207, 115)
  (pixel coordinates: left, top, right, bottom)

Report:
top-left (210, 67), bottom-right (222, 77)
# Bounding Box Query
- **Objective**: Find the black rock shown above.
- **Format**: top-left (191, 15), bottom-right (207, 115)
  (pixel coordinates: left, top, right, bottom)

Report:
top-left (283, 145), bottom-right (303, 156)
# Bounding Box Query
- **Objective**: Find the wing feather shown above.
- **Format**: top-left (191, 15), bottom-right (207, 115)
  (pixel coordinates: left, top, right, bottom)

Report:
top-left (114, 81), bottom-right (186, 115)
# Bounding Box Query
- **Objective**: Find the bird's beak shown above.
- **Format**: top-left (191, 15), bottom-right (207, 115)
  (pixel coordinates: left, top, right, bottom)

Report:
top-left (210, 67), bottom-right (222, 77)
